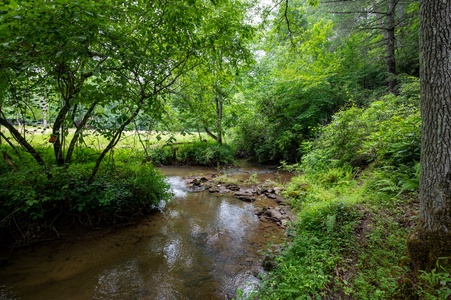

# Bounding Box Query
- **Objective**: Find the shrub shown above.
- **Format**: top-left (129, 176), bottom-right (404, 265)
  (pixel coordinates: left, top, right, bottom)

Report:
top-left (301, 79), bottom-right (420, 173)
top-left (232, 114), bottom-right (305, 164)
top-left (0, 161), bottom-right (170, 246)
top-left (148, 141), bottom-right (235, 166)
top-left (146, 146), bottom-right (175, 165)
top-left (258, 80), bottom-right (421, 299)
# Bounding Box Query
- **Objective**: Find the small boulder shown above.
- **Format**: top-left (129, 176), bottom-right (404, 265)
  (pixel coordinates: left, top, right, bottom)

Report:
top-left (226, 183), bottom-right (240, 191)
top-left (234, 191), bottom-right (256, 202)
top-left (266, 188), bottom-right (275, 194)
top-left (265, 192), bottom-right (277, 199)
top-left (273, 187), bottom-right (283, 194)
top-left (208, 187), bottom-right (220, 193)
top-left (257, 206), bottom-right (293, 228)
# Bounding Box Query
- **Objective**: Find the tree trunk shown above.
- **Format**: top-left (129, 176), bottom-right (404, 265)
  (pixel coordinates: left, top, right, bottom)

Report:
top-left (42, 92), bottom-right (48, 130)
top-left (65, 101), bottom-right (98, 163)
top-left (385, 0), bottom-right (398, 94)
top-left (373, 0), bottom-right (398, 94)
top-left (89, 102), bottom-right (143, 182)
top-left (407, 0), bottom-right (451, 271)
top-left (215, 95), bottom-right (223, 144)
top-left (0, 116), bottom-right (46, 166)
top-left (52, 99), bottom-right (72, 166)
top-left (203, 125), bottom-right (219, 142)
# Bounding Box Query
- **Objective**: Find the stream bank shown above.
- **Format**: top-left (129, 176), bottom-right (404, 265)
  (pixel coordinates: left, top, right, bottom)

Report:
top-left (0, 163), bottom-right (293, 299)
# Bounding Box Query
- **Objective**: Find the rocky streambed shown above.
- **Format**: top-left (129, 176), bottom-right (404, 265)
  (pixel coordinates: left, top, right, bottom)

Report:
top-left (0, 165), bottom-right (294, 300)
top-left (183, 173), bottom-right (294, 229)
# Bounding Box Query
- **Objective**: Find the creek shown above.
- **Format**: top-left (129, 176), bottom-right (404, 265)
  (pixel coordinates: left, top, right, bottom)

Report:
top-left (0, 163), bottom-right (291, 300)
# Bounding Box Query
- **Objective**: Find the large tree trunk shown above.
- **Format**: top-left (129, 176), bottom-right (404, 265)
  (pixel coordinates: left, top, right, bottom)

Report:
top-left (407, 0), bottom-right (451, 271)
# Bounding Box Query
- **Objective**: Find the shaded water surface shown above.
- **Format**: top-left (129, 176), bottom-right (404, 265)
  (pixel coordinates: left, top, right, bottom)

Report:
top-left (0, 165), bottom-right (289, 299)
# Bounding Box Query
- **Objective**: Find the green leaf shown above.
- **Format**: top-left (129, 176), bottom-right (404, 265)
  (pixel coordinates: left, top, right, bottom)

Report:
top-left (9, 0), bottom-right (19, 9)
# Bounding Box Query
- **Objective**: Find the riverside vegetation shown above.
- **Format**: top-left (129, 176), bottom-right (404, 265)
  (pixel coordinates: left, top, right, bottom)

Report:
top-left (0, 134), bottom-right (235, 247)
top-left (252, 81), bottom-right (451, 299)
top-left (1, 0), bottom-right (450, 299)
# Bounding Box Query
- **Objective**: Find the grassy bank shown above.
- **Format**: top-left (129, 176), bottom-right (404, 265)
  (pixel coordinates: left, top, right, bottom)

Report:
top-left (0, 128), bottom-right (235, 167)
top-left (254, 81), bottom-right (451, 299)
top-left (257, 167), bottom-right (420, 299)
top-left (0, 129), bottom-right (235, 247)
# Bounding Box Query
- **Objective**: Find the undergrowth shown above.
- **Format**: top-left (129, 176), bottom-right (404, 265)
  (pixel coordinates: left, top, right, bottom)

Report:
top-left (147, 141), bottom-right (235, 166)
top-left (257, 166), bottom-right (417, 300)
top-left (252, 80), bottom-right (449, 299)
top-left (0, 146), bottom-right (170, 248)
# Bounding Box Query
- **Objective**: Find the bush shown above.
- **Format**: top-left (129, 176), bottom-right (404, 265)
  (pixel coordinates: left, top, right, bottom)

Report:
top-left (232, 113), bottom-right (306, 164)
top-left (177, 142), bottom-right (235, 166)
top-left (301, 79), bottom-right (420, 174)
top-left (147, 142), bottom-right (235, 166)
top-left (0, 162), bottom-right (170, 247)
top-left (257, 80), bottom-right (421, 299)
top-left (146, 146), bottom-right (175, 165)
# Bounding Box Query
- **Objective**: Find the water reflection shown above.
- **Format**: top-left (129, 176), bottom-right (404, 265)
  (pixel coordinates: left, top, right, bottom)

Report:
top-left (0, 167), bottom-right (285, 300)
top-left (165, 176), bottom-right (188, 198)
top-left (163, 237), bottom-right (182, 268)
top-left (217, 200), bottom-right (257, 238)
top-left (94, 260), bottom-right (145, 299)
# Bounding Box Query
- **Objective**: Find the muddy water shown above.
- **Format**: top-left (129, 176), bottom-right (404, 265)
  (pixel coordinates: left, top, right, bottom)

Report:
top-left (0, 164), bottom-right (290, 300)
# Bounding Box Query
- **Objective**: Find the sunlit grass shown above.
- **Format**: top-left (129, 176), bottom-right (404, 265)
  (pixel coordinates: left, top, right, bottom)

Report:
top-left (0, 125), bottom-right (211, 150)
top-left (0, 125), bottom-right (235, 167)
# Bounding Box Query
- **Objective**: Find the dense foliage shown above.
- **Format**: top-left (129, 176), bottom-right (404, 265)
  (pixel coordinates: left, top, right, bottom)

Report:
top-left (0, 146), bottom-right (170, 246)
top-left (254, 81), bottom-right (448, 299)
top-left (147, 141), bottom-right (235, 166)
top-left (230, 0), bottom-right (419, 164)
top-left (0, 0), bottom-right (252, 245)
top-left (1, 0), bottom-right (448, 298)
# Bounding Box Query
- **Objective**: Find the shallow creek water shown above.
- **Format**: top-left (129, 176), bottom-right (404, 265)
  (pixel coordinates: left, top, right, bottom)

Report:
top-left (0, 164), bottom-right (291, 300)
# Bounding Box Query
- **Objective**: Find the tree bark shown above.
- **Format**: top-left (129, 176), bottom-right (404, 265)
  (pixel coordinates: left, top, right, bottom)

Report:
top-left (407, 0), bottom-right (451, 271)
top-left (52, 99), bottom-right (71, 166)
top-left (214, 95), bottom-right (223, 144)
top-left (65, 101), bottom-right (98, 163)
